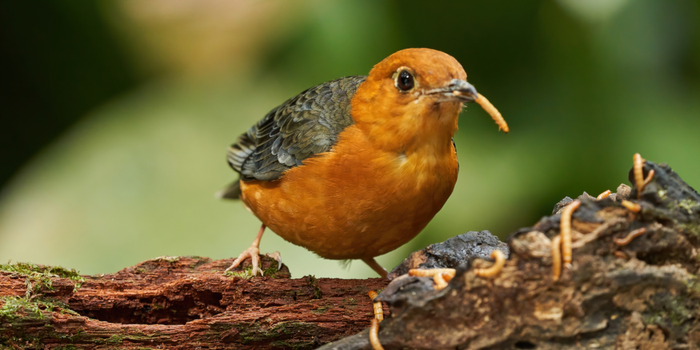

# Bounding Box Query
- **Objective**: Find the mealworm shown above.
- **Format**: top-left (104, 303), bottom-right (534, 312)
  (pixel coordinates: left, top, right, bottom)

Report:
top-left (643, 170), bottom-right (655, 188)
top-left (551, 235), bottom-right (562, 281)
top-left (633, 154), bottom-right (654, 198)
top-left (596, 190), bottom-right (612, 200)
top-left (433, 273), bottom-right (449, 290)
top-left (633, 153), bottom-right (645, 199)
top-left (614, 251), bottom-right (629, 260)
top-left (614, 227), bottom-right (647, 246)
top-left (621, 200), bottom-right (641, 213)
top-left (561, 200), bottom-right (581, 268)
top-left (408, 268), bottom-right (456, 279)
top-left (408, 268), bottom-right (457, 290)
top-left (475, 93), bottom-right (509, 133)
top-left (474, 250), bottom-right (507, 278)
top-left (368, 291), bottom-right (383, 321)
top-left (369, 318), bottom-right (385, 350)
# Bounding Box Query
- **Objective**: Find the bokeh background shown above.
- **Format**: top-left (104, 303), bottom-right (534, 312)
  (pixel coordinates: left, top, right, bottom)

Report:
top-left (1, 0), bottom-right (699, 278)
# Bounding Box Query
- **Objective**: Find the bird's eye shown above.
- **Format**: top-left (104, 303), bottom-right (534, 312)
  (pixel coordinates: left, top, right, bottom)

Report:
top-left (396, 70), bottom-right (414, 91)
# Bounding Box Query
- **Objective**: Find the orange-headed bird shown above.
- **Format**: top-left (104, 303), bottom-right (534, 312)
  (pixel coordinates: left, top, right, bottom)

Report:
top-left (220, 48), bottom-right (507, 278)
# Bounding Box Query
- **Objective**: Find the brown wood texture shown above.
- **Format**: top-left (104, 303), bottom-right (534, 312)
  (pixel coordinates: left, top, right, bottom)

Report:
top-left (0, 256), bottom-right (388, 349)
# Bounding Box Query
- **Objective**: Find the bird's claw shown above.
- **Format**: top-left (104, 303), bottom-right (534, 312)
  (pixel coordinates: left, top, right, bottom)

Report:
top-left (265, 251), bottom-right (283, 270)
top-left (225, 246), bottom-right (264, 276)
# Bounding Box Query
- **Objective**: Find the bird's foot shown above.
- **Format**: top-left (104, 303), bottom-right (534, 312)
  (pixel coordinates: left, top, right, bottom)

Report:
top-left (265, 251), bottom-right (283, 270)
top-left (225, 246), bottom-right (263, 276)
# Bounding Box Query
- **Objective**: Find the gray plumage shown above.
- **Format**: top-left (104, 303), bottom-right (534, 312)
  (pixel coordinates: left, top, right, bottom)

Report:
top-left (220, 75), bottom-right (367, 199)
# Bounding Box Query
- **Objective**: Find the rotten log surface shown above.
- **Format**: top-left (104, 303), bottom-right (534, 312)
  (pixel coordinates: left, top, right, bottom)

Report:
top-left (0, 256), bottom-right (388, 349)
top-left (2, 160), bottom-right (700, 350)
top-left (321, 160), bottom-right (700, 350)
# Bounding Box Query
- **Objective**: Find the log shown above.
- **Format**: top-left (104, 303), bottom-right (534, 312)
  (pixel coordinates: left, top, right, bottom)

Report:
top-left (2, 160), bottom-right (700, 349)
top-left (0, 256), bottom-right (388, 349)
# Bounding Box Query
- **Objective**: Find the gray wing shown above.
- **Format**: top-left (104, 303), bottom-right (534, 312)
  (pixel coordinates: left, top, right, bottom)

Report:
top-left (223, 75), bottom-right (367, 198)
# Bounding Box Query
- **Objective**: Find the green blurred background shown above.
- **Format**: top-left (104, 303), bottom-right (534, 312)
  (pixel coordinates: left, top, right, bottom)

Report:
top-left (1, 0), bottom-right (699, 278)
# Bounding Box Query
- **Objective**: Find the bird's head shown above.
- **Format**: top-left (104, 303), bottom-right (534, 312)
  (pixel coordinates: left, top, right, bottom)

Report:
top-left (351, 48), bottom-right (479, 152)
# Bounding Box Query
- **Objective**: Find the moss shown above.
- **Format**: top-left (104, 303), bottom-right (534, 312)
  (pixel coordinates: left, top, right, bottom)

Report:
top-left (677, 222), bottom-right (700, 238)
top-left (223, 259), bottom-right (282, 279)
top-left (262, 264), bottom-right (281, 278)
top-left (124, 334), bottom-right (160, 342)
top-left (154, 256), bottom-right (180, 263)
top-left (0, 262), bottom-right (85, 293)
top-left (92, 334), bottom-right (124, 345)
top-left (684, 277), bottom-right (700, 296)
top-left (678, 199), bottom-right (700, 214)
top-left (0, 296), bottom-right (78, 321)
top-left (643, 292), bottom-right (693, 337)
top-left (306, 276), bottom-right (322, 299)
top-left (225, 266), bottom-right (255, 279)
top-left (310, 305), bottom-right (331, 315)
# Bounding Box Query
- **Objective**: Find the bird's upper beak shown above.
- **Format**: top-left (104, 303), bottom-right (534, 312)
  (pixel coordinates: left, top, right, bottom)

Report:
top-left (425, 79), bottom-right (478, 103)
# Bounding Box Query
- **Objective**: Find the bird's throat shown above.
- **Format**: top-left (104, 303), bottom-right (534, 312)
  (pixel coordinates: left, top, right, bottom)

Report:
top-left (354, 101), bottom-right (461, 156)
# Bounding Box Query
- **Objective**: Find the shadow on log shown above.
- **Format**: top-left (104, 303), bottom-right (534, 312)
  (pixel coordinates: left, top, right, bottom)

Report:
top-left (2, 160), bottom-right (700, 349)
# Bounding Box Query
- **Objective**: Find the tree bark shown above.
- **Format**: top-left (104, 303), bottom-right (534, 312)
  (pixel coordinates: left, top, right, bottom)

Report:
top-left (0, 256), bottom-right (388, 349)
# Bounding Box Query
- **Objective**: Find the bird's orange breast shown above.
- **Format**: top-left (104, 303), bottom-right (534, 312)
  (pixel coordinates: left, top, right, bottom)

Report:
top-left (239, 125), bottom-right (459, 260)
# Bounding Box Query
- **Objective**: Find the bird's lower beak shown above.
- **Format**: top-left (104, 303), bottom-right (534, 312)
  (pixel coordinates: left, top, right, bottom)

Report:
top-left (426, 79), bottom-right (478, 103)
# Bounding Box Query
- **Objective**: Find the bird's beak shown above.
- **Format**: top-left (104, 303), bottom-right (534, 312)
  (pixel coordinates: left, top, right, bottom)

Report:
top-left (425, 79), bottom-right (478, 103)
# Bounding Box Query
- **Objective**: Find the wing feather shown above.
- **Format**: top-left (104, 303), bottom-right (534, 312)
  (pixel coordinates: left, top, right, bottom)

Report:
top-left (226, 75), bottom-right (366, 186)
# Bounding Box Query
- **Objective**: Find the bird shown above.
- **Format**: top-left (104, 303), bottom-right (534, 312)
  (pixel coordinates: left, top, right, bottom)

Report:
top-left (219, 48), bottom-right (508, 278)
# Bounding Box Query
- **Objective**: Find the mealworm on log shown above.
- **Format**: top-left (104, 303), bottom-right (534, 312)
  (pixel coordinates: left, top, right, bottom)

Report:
top-left (408, 268), bottom-right (456, 279)
top-left (369, 318), bottom-right (385, 350)
top-left (596, 190), bottom-right (611, 200)
top-left (621, 200), bottom-right (641, 213)
top-left (614, 227), bottom-right (647, 246)
top-left (633, 153), bottom-right (654, 199)
top-left (474, 250), bottom-right (507, 278)
top-left (433, 273), bottom-right (449, 290)
top-left (552, 235), bottom-right (562, 281)
top-left (561, 200), bottom-right (581, 268)
top-left (368, 291), bottom-right (383, 321)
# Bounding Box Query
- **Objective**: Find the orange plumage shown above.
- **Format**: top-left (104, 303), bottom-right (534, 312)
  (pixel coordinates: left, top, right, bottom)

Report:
top-left (222, 48), bottom-right (507, 278)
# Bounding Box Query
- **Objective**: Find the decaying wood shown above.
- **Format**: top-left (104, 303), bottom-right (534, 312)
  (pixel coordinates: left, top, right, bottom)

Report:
top-left (321, 160), bottom-right (700, 350)
top-left (0, 256), bottom-right (388, 349)
top-left (2, 160), bottom-right (700, 350)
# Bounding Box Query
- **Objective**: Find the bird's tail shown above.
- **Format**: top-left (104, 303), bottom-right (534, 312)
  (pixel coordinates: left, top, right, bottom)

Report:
top-left (216, 180), bottom-right (242, 200)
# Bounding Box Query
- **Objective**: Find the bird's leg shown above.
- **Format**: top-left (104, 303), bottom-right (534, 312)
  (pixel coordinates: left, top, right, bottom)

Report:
top-left (362, 257), bottom-right (388, 279)
top-left (225, 224), bottom-right (279, 276)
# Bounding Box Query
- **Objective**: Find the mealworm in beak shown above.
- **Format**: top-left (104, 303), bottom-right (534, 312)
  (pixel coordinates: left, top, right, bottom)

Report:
top-left (475, 93), bottom-right (509, 133)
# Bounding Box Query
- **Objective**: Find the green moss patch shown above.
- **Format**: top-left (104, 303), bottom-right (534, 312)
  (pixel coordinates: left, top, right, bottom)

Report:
top-left (224, 266), bottom-right (255, 279)
top-left (0, 296), bottom-right (78, 321)
top-left (0, 262), bottom-right (85, 294)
